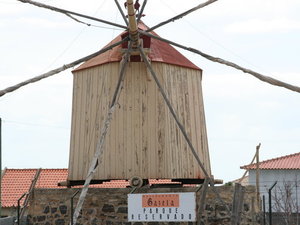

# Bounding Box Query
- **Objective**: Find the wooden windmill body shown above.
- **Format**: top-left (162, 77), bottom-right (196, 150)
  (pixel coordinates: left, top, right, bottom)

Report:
top-left (67, 22), bottom-right (211, 184)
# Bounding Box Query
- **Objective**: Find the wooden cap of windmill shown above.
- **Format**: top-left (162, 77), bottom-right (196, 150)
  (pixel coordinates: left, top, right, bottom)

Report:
top-left (68, 12), bottom-right (211, 185)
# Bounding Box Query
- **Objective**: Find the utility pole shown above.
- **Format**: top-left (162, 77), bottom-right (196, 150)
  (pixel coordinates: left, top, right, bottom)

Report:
top-left (256, 143), bottom-right (261, 209)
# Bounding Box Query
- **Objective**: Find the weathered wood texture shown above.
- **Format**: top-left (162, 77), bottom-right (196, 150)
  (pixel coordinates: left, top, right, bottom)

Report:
top-left (68, 61), bottom-right (211, 181)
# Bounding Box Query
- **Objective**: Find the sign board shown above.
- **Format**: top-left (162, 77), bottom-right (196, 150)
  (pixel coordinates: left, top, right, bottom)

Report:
top-left (128, 192), bottom-right (196, 222)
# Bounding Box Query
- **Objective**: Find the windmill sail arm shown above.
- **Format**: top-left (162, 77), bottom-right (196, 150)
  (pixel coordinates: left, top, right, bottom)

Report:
top-left (17, 0), bottom-right (127, 30)
top-left (147, 0), bottom-right (218, 32)
top-left (139, 30), bottom-right (300, 94)
top-left (0, 38), bottom-right (128, 98)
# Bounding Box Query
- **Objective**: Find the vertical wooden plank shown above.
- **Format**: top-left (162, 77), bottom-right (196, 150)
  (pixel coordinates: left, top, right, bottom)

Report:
top-left (197, 70), bottom-right (211, 175)
top-left (108, 62), bottom-right (116, 179)
top-left (147, 63), bottom-right (157, 178)
top-left (186, 68), bottom-right (198, 177)
top-left (172, 65), bottom-right (183, 178)
top-left (116, 62), bottom-right (125, 178)
top-left (156, 63), bottom-right (166, 178)
top-left (192, 69), bottom-right (208, 177)
top-left (140, 62), bottom-right (148, 176)
top-left (68, 73), bottom-right (78, 180)
top-left (127, 62), bottom-right (134, 177)
top-left (92, 66), bottom-right (99, 179)
top-left (162, 63), bottom-right (171, 177)
top-left (82, 68), bottom-right (92, 178)
top-left (122, 63), bottom-right (129, 178)
top-left (100, 63), bottom-right (111, 178)
top-left (165, 64), bottom-right (177, 178)
top-left (95, 65), bottom-right (106, 179)
top-left (181, 67), bottom-right (195, 177)
top-left (135, 62), bottom-right (142, 176)
top-left (72, 72), bottom-right (81, 180)
top-left (78, 73), bottom-right (87, 180)
top-left (178, 66), bottom-right (189, 177)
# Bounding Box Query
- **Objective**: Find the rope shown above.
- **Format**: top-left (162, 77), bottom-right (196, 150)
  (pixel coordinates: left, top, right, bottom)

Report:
top-left (0, 38), bottom-right (128, 97)
top-left (147, 0), bottom-right (218, 32)
top-left (139, 30), bottom-right (300, 94)
top-left (17, 0), bottom-right (127, 29)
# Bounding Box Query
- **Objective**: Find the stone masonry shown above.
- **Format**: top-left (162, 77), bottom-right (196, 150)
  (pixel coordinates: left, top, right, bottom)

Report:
top-left (27, 186), bottom-right (261, 225)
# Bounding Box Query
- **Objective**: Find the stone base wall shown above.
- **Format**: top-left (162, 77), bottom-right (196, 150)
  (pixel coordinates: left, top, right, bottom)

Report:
top-left (27, 186), bottom-right (261, 225)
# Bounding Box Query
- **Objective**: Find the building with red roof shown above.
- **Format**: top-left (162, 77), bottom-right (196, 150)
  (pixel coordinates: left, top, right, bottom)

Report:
top-left (241, 152), bottom-right (300, 212)
top-left (0, 168), bottom-right (181, 217)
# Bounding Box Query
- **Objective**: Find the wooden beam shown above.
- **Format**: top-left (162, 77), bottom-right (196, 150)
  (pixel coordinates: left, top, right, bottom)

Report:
top-left (126, 0), bottom-right (139, 47)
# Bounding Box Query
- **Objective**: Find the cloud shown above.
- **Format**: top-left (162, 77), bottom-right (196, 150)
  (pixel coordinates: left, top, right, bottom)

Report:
top-left (16, 17), bottom-right (74, 29)
top-left (225, 18), bottom-right (300, 34)
top-left (0, 2), bottom-right (26, 15)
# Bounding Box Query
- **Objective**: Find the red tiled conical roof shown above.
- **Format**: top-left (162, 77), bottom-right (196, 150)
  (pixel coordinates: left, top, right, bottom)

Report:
top-left (74, 22), bottom-right (200, 72)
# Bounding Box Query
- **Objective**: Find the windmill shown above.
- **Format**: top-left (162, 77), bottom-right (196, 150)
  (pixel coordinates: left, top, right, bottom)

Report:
top-left (1, 0), bottom-right (300, 224)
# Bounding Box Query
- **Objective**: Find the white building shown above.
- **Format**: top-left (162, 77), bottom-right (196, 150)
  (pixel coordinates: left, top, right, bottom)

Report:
top-left (241, 152), bottom-right (300, 213)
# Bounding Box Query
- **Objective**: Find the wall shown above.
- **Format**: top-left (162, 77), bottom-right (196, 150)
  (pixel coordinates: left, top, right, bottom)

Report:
top-left (249, 169), bottom-right (300, 212)
top-left (27, 186), bottom-right (261, 225)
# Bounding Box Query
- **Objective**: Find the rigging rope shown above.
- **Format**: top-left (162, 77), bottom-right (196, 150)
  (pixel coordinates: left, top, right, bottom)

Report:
top-left (139, 30), bottom-right (300, 94)
top-left (0, 38), bottom-right (128, 97)
top-left (17, 0), bottom-right (127, 29)
top-left (147, 0), bottom-right (218, 32)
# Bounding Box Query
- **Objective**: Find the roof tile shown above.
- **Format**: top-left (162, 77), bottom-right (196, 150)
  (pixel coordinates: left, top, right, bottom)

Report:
top-left (1, 169), bottom-right (186, 208)
top-left (241, 152), bottom-right (300, 170)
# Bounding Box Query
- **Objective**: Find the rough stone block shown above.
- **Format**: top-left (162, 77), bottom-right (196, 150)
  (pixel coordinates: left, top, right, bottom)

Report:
top-left (117, 206), bottom-right (128, 214)
top-left (59, 205), bottom-right (68, 215)
top-left (102, 204), bottom-right (115, 213)
top-left (55, 219), bottom-right (65, 225)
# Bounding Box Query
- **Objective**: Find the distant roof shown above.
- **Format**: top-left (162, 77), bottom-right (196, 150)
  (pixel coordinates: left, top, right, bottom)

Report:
top-left (231, 176), bottom-right (249, 186)
top-left (1, 169), bottom-right (67, 207)
top-left (74, 22), bottom-right (201, 72)
top-left (1, 168), bottom-right (179, 207)
top-left (241, 152), bottom-right (300, 170)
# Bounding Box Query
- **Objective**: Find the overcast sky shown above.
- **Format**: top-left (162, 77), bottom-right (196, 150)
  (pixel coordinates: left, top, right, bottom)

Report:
top-left (0, 0), bottom-right (299, 183)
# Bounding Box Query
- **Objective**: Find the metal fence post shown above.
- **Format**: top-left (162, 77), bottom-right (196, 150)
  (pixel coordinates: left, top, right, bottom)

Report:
top-left (71, 190), bottom-right (79, 225)
top-left (268, 181), bottom-right (277, 225)
top-left (17, 193), bottom-right (27, 225)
